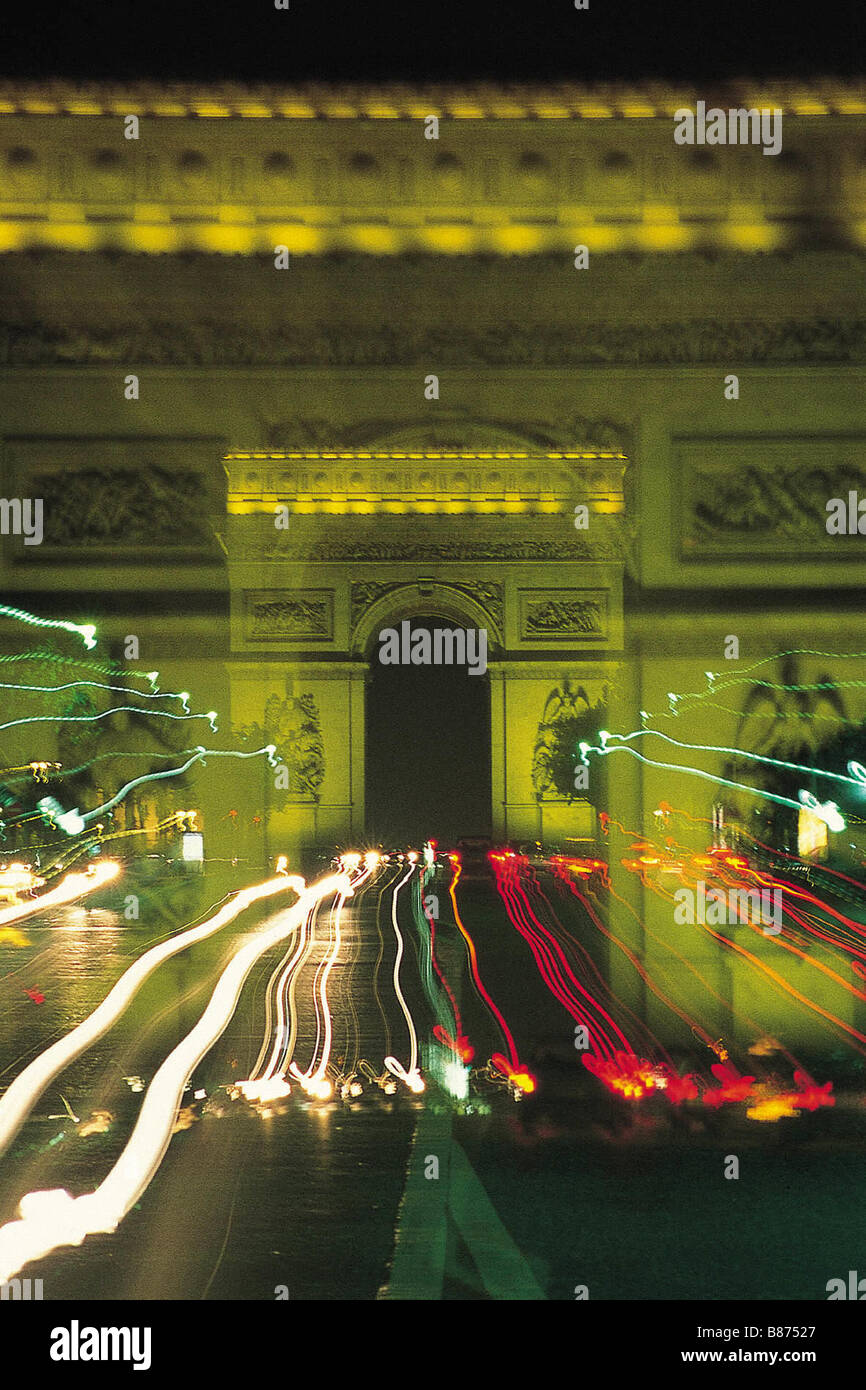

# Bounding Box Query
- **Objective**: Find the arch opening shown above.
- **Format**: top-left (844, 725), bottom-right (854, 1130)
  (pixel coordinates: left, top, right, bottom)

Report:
top-left (364, 614), bottom-right (491, 847)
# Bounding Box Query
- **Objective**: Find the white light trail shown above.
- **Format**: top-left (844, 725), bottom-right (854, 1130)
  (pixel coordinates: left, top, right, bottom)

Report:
top-left (0, 860), bottom-right (120, 930)
top-left (0, 870), bottom-right (304, 1156)
top-left (383, 860), bottom-right (424, 1093)
top-left (289, 860), bottom-right (373, 1099)
top-left (251, 896), bottom-right (319, 1083)
top-left (0, 871), bottom-right (350, 1283)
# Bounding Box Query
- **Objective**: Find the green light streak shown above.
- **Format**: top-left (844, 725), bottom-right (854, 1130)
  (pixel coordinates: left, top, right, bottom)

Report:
top-left (633, 647), bottom-right (866, 724)
top-left (0, 606), bottom-right (97, 650)
top-left (0, 650), bottom-right (119, 676)
top-left (0, 680), bottom-right (191, 712)
top-left (80, 745), bottom-right (277, 824)
top-left (601, 728), bottom-right (866, 793)
top-left (578, 740), bottom-right (846, 827)
top-left (0, 707), bottom-right (218, 736)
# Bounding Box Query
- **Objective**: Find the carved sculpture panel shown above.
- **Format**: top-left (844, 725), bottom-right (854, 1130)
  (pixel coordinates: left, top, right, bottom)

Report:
top-left (678, 436), bottom-right (866, 557)
top-left (350, 579), bottom-right (504, 632)
top-left (532, 679), bottom-right (609, 800)
top-left (5, 439), bottom-right (221, 557)
top-left (519, 589), bottom-right (608, 641)
top-left (6, 311), bottom-right (865, 366)
top-left (236, 693), bottom-right (325, 803)
top-left (243, 590), bottom-right (334, 641)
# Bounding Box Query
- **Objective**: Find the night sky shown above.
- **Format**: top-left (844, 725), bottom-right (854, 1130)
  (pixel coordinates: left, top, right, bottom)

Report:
top-left (2, 1), bottom-right (864, 83)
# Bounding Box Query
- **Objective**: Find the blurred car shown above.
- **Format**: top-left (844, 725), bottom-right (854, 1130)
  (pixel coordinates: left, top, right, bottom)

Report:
top-left (454, 835), bottom-right (494, 878)
top-left (506, 840), bottom-right (543, 861)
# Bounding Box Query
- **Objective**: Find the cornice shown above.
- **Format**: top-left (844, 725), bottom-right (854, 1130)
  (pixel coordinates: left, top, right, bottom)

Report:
top-left (0, 80), bottom-right (863, 120)
top-left (5, 315), bottom-right (865, 366)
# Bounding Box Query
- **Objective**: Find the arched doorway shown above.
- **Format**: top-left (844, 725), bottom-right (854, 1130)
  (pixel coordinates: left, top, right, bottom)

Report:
top-left (365, 613), bottom-right (492, 845)
top-left (225, 435), bottom-right (627, 858)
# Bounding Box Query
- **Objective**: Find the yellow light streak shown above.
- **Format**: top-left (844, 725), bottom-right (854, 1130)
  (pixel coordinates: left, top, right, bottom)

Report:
top-left (383, 861), bottom-right (424, 1093)
top-left (0, 871), bottom-right (349, 1282)
top-left (0, 867), bottom-right (299, 1156)
top-left (251, 896), bottom-right (318, 1084)
top-left (0, 860), bottom-right (118, 930)
top-left (0, 863), bottom-right (45, 902)
top-left (289, 861), bottom-right (372, 1098)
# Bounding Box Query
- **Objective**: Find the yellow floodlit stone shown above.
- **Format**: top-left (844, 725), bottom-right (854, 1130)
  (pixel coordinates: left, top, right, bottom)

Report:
top-left (277, 103), bottom-right (316, 118)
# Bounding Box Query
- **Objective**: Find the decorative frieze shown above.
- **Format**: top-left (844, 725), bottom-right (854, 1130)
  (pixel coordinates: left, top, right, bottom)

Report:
top-left (350, 578), bottom-right (504, 631)
top-left (243, 590), bottom-right (334, 641)
top-left (6, 313), bottom-right (866, 366)
top-left (3, 438), bottom-right (221, 558)
top-left (264, 536), bottom-right (622, 563)
top-left (519, 589), bottom-right (609, 641)
top-left (677, 436), bottom-right (866, 557)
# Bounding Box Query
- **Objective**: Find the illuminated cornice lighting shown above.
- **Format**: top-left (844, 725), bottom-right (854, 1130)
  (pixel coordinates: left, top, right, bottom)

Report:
top-left (224, 448), bottom-right (627, 515)
top-left (224, 451), bottom-right (626, 461)
top-left (0, 83), bottom-right (860, 258)
top-left (0, 80), bottom-right (860, 119)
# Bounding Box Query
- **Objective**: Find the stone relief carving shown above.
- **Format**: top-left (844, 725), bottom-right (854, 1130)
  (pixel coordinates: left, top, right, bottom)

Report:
top-left (350, 581), bottom-right (398, 627)
top-left (679, 439), bottom-right (866, 555)
top-left (455, 581), bottom-right (504, 630)
top-left (265, 537), bottom-right (622, 563)
top-left (349, 578), bottom-right (504, 631)
top-left (689, 463), bottom-right (866, 546)
top-left (5, 312), bottom-right (862, 366)
top-left (243, 590), bottom-right (333, 640)
top-left (19, 466), bottom-right (213, 551)
top-left (255, 414), bottom-right (630, 455)
top-left (519, 590), bottom-right (608, 640)
top-left (532, 679), bottom-right (609, 801)
top-left (239, 693), bottom-right (325, 803)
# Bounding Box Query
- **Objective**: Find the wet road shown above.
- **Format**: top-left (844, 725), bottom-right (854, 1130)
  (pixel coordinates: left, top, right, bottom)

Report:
top-left (1, 853), bottom-right (865, 1300)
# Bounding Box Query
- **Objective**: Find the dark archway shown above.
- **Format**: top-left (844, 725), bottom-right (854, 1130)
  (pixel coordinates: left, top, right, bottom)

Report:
top-left (365, 615), bottom-right (491, 846)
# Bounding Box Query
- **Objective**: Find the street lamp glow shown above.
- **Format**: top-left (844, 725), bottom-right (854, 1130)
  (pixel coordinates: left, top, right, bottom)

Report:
top-left (798, 791), bottom-right (846, 832)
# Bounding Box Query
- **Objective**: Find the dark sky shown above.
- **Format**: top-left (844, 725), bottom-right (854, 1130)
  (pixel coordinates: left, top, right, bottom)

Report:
top-left (3, 1), bottom-right (864, 83)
